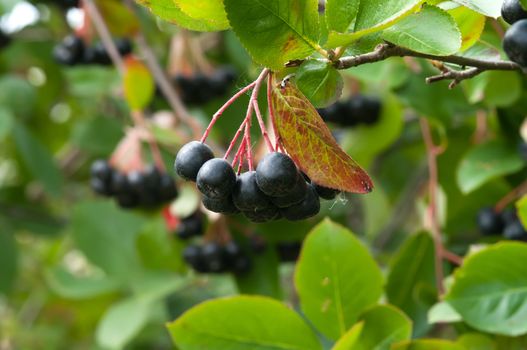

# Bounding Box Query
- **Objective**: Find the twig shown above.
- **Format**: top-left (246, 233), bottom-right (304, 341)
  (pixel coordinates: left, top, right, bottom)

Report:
top-left (426, 66), bottom-right (483, 89)
top-left (286, 43), bottom-right (522, 87)
top-left (122, 0), bottom-right (202, 138)
top-left (495, 179), bottom-right (527, 212)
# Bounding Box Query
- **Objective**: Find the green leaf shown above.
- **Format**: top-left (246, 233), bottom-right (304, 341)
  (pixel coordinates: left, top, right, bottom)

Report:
top-left (326, 0), bottom-right (423, 48)
top-left (0, 230), bottom-right (17, 294)
top-left (168, 296), bottom-right (322, 350)
top-left (456, 333), bottom-right (496, 350)
top-left (325, 0), bottom-right (360, 33)
top-left (271, 79), bottom-right (373, 193)
top-left (296, 60), bottom-right (343, 107)
top-left (482, 71), bottom-right (522, 107)
top-left (428, 301), bottom-right (462, 324)
top-left (393, 339), bottom-right (464, 350)
top-left (522, 0), bottom-right (527, 11)
top-left (332, 305), bottom-right (412, 350)
top-left (235, 247), bottom-right (281, 299)
top-left (382, 5), bottom-right (461, 56)
top-left (445, 242), bottom-right (527, 336)
top-left (174, 0), bottom-right (230, 30)
top-left (452, 0), bottom-right (502, 18)
top-left (71, 201), bottom-right (145, 281)
top-left (332, 323), bottom-right (364, 350)
top-left (71, 116), bottom-right (124, 156)
top-left (0, 107), bottom-right (14, 142)
top-left (13, 122), bottom-right (64, 197)
top-left (136, 0), bottom-right (228, 31)
top-left (448, 6), bottom-right (486, 52)
top-left (295, 219), bottom-right (383, 340)
top-left (224, 0), bottom-right (321, 70)
top-left (45, 267), bottom-right (121, 300)
top-left (123, 58), bottom-right (154, 110)
top-left (457, 141), bottom-right (524, 194)
top-left (386, 232), bottom-right (437, 336)
top-left (517, 196), bottom-right (527, 229)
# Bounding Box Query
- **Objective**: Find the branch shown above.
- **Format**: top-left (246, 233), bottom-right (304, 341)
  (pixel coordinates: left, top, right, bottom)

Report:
top-left (286, 43), bottom-right (523, 87)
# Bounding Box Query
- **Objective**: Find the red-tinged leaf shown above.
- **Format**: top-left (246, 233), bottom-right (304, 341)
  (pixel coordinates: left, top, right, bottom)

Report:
top-left (97, 0), bottom-right (139, 37)
top-left (271, 78), bottom-right (373, 194)
top-left (123, 58), bottom-right (154, 111)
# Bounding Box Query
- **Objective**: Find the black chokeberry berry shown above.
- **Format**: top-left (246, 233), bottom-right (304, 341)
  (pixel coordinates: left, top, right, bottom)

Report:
top-left (91, 178), bottom-right (112, 196)
top-left (359, 97), bottom-right (382, 125)
top-left (53, 35), bottom-right (85, 66)
top-left (243, 207), bottom-right (281, 223)
top-left (256, 152), bottom-right (300, 197)
top-left (0, 29), bottom-right (11, 49)
top-left (276, 241), bottom-right (302, 262)
top-left (115, 38), bottom-right (132, 56)
top-left (183, 245), bottom-right (206, 272)
top-left (91, 159), bottom-right (113, 183)
top-left (282, 185), bottom-right (320, 221)
top-left (314, 183), bottom-right (340, 200)
top-left (502, 0), bottom-right (527, 24)
top-left (92, 42), bottom-right (112, 65)
top-left (158, 173), bottom-right (178, 201)
top-left (519, 141), bottom-right (527, 161)
top-left (503, 19), bottom-right (527, 68)
top-left (233, 171), bottom-right (274, 211)
top-left (503, 220), bottom-right (527, 240)
top-left (176, 213), bottom-right (204, 240)
top-left (477, 207), bottom-right (505, 235)
top-left (175, 141), bottom-right (214, 182)
top-left (110, 171), bottom-right (130, 195)
top-left (202, 195), bottom-right (240, 215)
top-left (271, 176), bottom-right (308, 208)
top-left (202, 242), bottom-right (225, 273)
top-left (501, 208), bottom-right (518, 225)
top-left (196, 158), bottom-right (237, 199)
top-left (116, 192), bottom-right (139, 209)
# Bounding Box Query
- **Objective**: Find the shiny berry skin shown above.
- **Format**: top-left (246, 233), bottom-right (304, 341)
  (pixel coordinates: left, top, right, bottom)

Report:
top-left (233, 171), bottom-right (273, 211)
top-left (477, 207), bottom-right (505, 235)
top-left (91, 159), bottom-right (113, 183)
top-left (256, 152), bottom-right (300, 197)
top-left (196, 158), bottom-right (237, 199)
top-left (503, 19), bottom-right (527, 68)
top-left (202, 242), bottom-right (225, 273)
top-left (176, 214), bottom-right (203, 240)
top-left (183, 245), bottom-right (205, 271)
top-left (502, 0), bottom-right (527, 24)
top-left (91, 178), bottom-right (112, 196)
top-left (110, 172), bottom-right (130, 195)
top-left (158, 174), bottom-right (178, 201)
top-left (53, 35), bottom-right (85, 66)
top-left (276, 241), bottom-right (302, 262)
top-left (271, 177), bottom-right (308, 208)
top-left (282, 185), bottom-right (320, 221)
top-left (202, 195), bottom-right (240, 215)
top-left (243, 207), bottom-right (281, 223)
top-left (314, 183), bottom-right (340, 200)
top-left (503, 220), bottom-right (527, 241)
top-left (175, 141), bottom-right (214, 182)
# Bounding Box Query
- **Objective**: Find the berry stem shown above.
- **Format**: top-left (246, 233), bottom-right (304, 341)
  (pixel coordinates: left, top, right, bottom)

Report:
top-left (252, 100), bottom-right (274, 152)
top-left (232, 138), bottom-right (246, 168)
top-left (224, 118), bottom-right (249, 160)
top-left (244, 113), bottom-right (254, 171)
top-left (131, 110), bottom-right (167, 172)
top-left (495, 179), bottom-right (527, 212)
top-left (201, 81), bottom-right (257, 143)
top-left (266, 74), bottom-right (280, 148)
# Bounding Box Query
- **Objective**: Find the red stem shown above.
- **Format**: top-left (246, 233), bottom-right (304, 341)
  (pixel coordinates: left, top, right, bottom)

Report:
top-left (253, 100), bottom-right (275, 152)
top-left (266, 74), bottom-right (280, 147)
top-left (201, 81), bottom-right (257, 143)
top-left (224, 119), bottom-right (249, 159)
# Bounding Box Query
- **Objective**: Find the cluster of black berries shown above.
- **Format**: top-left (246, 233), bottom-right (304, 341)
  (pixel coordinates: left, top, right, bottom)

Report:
top-left (90, 160), bottom-right (178, 209)
top-left (477, 207), bottom-right (527, 241)
top-left (53, 35), bottom-right (132, 66)
top-left (183, 241), bottom-right (252, 274)
top-left (175, 142), bottom-right (340, 223)
top-left (276, 241), bottom-right (302, 262)
top-left (172, 67), bottom-right (237, 105)
top-left (502, 0), bottom-right (527, 68)
top-left (317, 95), bottom-right (382, 127)
top-left (175, 212), bottom-right (205, 240)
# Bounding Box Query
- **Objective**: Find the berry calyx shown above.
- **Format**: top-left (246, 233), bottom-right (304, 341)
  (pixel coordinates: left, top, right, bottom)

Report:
top-left (175, 141), bottom-right (214, 181)
top-left (256, 152), bottom-right (300, 197)
top-left (196, 158), bottom-right (237, 199)
top-left (503, 19), bottom-right (527, 68)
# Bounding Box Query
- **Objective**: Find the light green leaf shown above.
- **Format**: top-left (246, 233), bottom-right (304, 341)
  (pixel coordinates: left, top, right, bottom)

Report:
top-left (452, 0), bottom-right (502, 18)
top-left (235, 247), bottom-right (281, 299)
top-left (483, 71), bottom-right (522, 107)
top-left (456, 333), bottom-right (496, 350)
top-left (332, 323), bottom-right (364, 350)
top-left (393, 339), bottom-right (464, 350)
top-left (13, 122), bottom-right (64, 197)
top-left (135, 0), bottom-right (223, 31)
top-left (457, 141), bottom-right (524, 194)
top-left (333, 305), bottom-right (412, 350)
top-left (45, 267), bottom-right (121, 300)
top-left (517, 195), bottom-right (527, 229)
top-left (382, 5), bottom-right (462, 56)
top-left (224, 0), bottom-right (321, 70)
top-left (123, 58), bottom-right (154, 110)
top-left (325, 0), bottom-right (360, 33)
top-left (296, 60), bottom-right (343, 107)
top-left (448, 6), bottom-right (486, 52)
top-left (445, 242), bottom-right (527, 336)
top-left (168, 296), bottom-right (322, 350)
top-left (386, 232), bottom-right (436, 336)
top-left (71, 201), bottom-right (145, 281)
top-left (174, 0), bottom-right (230, 30)
top-left (295, 219), bottom-right (383, 340)
top-left (428, 302), bottom-right (462, 324)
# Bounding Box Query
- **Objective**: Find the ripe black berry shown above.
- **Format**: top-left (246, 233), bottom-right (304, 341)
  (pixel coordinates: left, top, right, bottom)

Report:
top-left (202, 242), bottom-right (225, 272)
top-left (116, 192), bottom-right (139, 209)
top-left (243, 207), bottom-right (281, 223)
top-left (503, 19), bottom-right (527, 68)
top-left (158, 173), bottom-right (178, 201)
top-left (501, 208), bottom-right (518, 225)
top-left (53, 35), bottom-right (85, 66)
top-left (282, 185), bottom-right (320, 221)
top-left (91, 159), bottom-right (113, 183)
top-left (91, 178), bottom-right (112, 196)
top-left (92, 42), bottom-right (112, 65)
top-left (110, 172), bottom-right (130, 195)
top-left (202, 195), bottom-right (240, 215)
top-left (175, 141), bottom-right (214, 181)
top-left (502, 0), bottom-right (527, 24)
top-left (477, 207), bottom-right (505, 235)
top-left (276, 241), bottom-right (302, 262)
top-left (256, 152), bottom-right (300, 197)
top-left (503, 220), bottom-right (527, 240)
top-left (519, 141), bottom-right (527, 161)
top-left (271, 176), bottom-right (308, 208)
top-left (314, 183), bottom-right (340, 200)
top-left (196, 158), bottom-right (237, 199)
top-left (176, 213), bottom-right (204, 240)
top-left (233, 171), bottom-right (274, 211)
top-left (0, 29), bottom-right (11, 49)
top-left (183, 245), bottom-right (206, 272)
